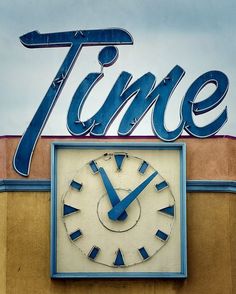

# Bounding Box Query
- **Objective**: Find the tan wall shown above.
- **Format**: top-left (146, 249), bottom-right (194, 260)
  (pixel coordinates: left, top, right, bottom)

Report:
top-left (0, 192), bottom-right (235, 294)
top-left (0, 136), bottom-right (236, 293)
top-left (0, 193), bottom-right (7, 294)
top-left (0, 136), bottom-right (236, 180)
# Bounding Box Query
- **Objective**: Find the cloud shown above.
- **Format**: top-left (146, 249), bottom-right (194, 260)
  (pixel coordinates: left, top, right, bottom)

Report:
top-left (1, 0), bottom-right (236, 34)
top-left (0, 0), bottom-right (235, 136)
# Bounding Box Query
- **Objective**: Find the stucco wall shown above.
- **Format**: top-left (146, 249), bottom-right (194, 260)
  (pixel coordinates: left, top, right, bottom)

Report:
top-left (0, 192), bottom-right (235, 293)
top-left (0, 136), bottom-right (236, 180)
top-left (0, 136), bottom-right (235, 293)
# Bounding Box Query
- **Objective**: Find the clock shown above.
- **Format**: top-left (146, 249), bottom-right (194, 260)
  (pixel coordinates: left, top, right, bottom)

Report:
top-left (51, 142), bottom-right (187, 278)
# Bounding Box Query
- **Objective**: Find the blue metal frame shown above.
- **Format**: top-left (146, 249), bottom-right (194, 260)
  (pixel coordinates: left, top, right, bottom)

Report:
top-left (50, 142), bottom-right (187, 278)
top-left (186, 180), bottom-right (236, 193)
top-left (0, 179), bottom-right (50, 192)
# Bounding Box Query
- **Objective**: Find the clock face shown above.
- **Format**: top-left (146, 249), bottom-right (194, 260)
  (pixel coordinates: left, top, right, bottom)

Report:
top-left (51, 142), bottom-right (187, 278)
top-left (62, 152), bottom-right (175, 268)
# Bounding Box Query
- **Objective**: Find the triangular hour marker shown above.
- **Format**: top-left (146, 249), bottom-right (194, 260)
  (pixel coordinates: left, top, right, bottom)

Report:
top-left (114, 249), bottom-right (125, 266)
top-left (63, 204), bottom-right (79, 216)
top-left (158, 205), bottom-right (175, 217)
top-left (114, 154), bottom-right (126, 170)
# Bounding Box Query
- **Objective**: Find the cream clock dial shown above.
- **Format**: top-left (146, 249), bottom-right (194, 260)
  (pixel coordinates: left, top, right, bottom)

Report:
top-left (51, 142), bottom-right (187, 278)
top-left (62, 152), bottom-right (175, 267)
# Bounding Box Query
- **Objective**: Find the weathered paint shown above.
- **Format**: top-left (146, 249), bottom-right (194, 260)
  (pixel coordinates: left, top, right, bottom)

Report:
top-left (0, 192), bottom-right (235, 293)
top-left (0, 136), bottom-right (235, 180)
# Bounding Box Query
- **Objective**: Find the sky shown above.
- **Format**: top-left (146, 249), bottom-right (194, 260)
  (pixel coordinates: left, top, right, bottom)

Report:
top-left (0, 0), bottom-right (236, 137)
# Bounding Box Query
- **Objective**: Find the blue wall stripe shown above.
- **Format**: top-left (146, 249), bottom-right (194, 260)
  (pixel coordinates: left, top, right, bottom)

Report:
top-left (0, 179), bottom-right (236, 193)
top-left (186, 180), bottom-right (236, 193)
top-left (0, 179), bottom-right (51, 192)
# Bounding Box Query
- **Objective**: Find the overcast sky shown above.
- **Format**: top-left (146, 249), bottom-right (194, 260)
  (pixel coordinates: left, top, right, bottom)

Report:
top-left (1, 0), bottom-right (236, 136)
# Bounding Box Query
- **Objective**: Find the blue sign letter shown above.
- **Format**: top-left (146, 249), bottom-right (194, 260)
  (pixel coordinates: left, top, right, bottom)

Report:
top-left (13, 29), bottom-right (133, 176)
top-left (182, 71), bottom-right (229, 137)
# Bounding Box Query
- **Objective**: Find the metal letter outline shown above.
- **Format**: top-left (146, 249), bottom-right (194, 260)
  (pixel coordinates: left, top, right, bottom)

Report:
top-left (13, 29), bottom-right (133, 176)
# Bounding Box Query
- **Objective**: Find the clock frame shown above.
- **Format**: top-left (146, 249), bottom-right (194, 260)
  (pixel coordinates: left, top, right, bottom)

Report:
top-left (50, 142), bottom-right (187, 278)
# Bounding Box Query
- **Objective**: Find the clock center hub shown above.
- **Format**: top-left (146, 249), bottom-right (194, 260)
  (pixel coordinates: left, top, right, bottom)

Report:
top-left (97, 188), bottom-right (141, 233)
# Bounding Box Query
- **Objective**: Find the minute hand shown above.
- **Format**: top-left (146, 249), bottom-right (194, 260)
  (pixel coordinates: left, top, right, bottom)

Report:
top-left (98, 167), bottom-right (128, 220)
top-left (108, 171), bottom-right (158, 221)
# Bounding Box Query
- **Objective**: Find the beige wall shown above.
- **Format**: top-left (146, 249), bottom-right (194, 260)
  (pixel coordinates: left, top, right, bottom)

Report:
top-left (0, 136), bottom-right (236, 293)
top-left (0, 192), bottom-right (235, 294)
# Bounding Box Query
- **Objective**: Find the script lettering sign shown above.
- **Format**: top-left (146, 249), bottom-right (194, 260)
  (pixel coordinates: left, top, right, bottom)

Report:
top-left (13, 29), bottom-right (228, 176)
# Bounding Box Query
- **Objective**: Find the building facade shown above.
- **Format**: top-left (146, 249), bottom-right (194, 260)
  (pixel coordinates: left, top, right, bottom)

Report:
top-left (0, 135), bottom-right (236, 293)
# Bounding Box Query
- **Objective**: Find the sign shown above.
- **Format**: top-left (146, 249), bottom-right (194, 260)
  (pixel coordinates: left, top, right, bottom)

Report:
top-left (13, 29), bottom-right (229, 176)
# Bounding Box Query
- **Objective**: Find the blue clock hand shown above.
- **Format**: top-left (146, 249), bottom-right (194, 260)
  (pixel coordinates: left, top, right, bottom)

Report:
top-left (98, 167), bottom-right (128, 221)
top-left (108, 171), bottom-right (158, 221)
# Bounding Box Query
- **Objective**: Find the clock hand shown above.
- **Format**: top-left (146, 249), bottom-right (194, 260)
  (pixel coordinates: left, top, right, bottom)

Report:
top-left (98, 167), bottom-right (128, 221)
top-left (108, 171), bottom-right (158, 221)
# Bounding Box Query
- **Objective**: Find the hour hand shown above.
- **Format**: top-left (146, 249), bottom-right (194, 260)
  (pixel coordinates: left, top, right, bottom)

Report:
top-left (98, 167), bottom-right (128, 221)
top-left (108, 171), bottom-right (158, 221)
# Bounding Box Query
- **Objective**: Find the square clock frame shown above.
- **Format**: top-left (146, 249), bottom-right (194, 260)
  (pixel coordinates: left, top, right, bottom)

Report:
top-left (51, 142), bottom-right (187, 278)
